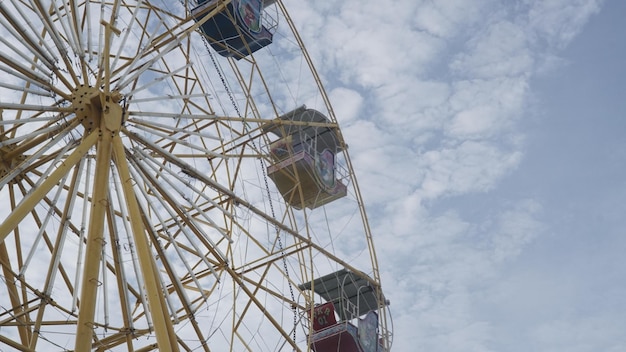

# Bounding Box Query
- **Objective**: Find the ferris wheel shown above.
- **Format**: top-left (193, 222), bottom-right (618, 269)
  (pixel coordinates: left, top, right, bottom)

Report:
top-left (0, 0), bottom-right (392, 351)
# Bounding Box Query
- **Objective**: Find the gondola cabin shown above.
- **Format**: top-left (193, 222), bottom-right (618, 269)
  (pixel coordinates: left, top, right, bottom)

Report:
top-left (299, 269), bottom-right (390, 352)
top-left (191, 0), bottom-right (275, 59)
top-left (263, 106), bottom-right (347, 209)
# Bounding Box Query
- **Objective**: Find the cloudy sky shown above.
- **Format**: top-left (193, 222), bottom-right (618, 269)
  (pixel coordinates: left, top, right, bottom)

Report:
top-left (285, 0), bottom-right (625, 351)
top-left (0, 0), bottom-right (622, 350)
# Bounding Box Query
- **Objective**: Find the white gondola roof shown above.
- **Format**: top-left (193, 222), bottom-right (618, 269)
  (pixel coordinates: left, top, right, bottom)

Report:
top-left (298, 268), bottom-right (387, 321)
top-left (263, 106), bottom-right (344, 153)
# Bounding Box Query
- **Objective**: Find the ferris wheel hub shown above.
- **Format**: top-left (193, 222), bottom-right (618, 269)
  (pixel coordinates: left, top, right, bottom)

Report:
top-left (71, 85), bottom-right (124, 134)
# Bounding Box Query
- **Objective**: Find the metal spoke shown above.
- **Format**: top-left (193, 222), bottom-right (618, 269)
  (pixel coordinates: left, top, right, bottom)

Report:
top-left (0, 0), bottom-right (391, 350)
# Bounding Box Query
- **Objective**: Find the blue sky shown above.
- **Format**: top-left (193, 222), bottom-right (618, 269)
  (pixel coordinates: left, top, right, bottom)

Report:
top-left (287, 0), bottom-right (626, 350)
top-left (0, 0), bottom-right (622, 350)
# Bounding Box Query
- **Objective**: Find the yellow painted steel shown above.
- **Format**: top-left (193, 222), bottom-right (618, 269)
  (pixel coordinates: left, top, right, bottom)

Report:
top-left (111, 136), bottom-right (180, 352)
top-left (0, 131), bottom-right (98, 243)
top-left (0, 0), bottom-right (392, 350)
top-left (0, 242), bottom-right (31, 346)
top-left (74, 92), bottom-right (135, 351)
top-left (74, 133), bottom-right (115, 350)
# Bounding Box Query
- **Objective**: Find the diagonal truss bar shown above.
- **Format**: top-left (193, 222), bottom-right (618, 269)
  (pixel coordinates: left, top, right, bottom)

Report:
top-left (0, 241), bottom-right (32, 346)
top-left (111, 136), bottom-right (180, 352)
top-left (74, 127), bottom-right (115, 351)
top-left (126, 129), bottom-right (378, 287)
top-left (0, 131), bottom-right (98, 243)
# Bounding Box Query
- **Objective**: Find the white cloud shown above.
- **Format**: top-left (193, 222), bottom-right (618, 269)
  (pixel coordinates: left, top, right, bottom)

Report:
top-left (529, 317), bottom-right (626, 352)
top-left (446, 78), bottom-right (528, 139)
top-left (328, 86), bottom-right (364, 123)
top-left (526, 0), bottom-right (603, 49)
top-left (374, 79), bottom-right (451, 131)
top-left (0, 0), bottom-right (615, 350)
top-left (418, 141), bottom-right (523, 199)
top-left (450, 20), bottom-right (534, 79)
top-left (376, 198), bottom-right (543, 351)
top-left (413, 0), bottom-right (494, 39)
top-left (490, 199), bottom-right (543, 261)
top-left (285, 0), bottom-right (609, 350)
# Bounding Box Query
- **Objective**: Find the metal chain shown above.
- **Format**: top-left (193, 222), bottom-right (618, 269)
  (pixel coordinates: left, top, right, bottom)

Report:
top-left (188, 2), bottom-right (298, 345)
top-left (260, 154), bottom-right (298, 345)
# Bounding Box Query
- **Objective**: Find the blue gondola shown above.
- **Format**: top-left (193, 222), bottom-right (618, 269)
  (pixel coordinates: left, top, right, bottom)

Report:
top-left (191, 0), bottom-right (274, 59)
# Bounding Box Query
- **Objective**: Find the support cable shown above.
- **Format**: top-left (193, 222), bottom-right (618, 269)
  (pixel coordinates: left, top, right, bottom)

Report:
top-left (184, 0), bottom-right (298, 344)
